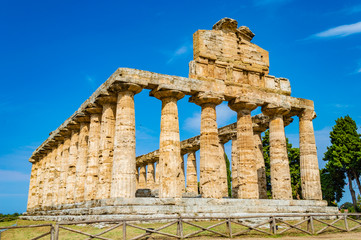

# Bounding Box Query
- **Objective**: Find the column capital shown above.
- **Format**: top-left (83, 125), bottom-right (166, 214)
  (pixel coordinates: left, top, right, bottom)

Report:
top-left (228, 100), bottom-right (257, 114)
top-left (85, 103), bottom-right (103, 114)
top-left (110, 82), bottom-right (143, 94)
top-left (150, 88), bottom-right (185, 101)
top-left (59, 127), bottom-right (72, 137)
top-left (96, 95), bottom-right (118, 105)
top-left (189, 92), bottom-right (224, 106)
top-left (298, 109), bottom-right (316, 121)
top-left (68, 120), bottom-right (80, 131)
top-left (261, 104), bottom-right (290, 117)
top-left (74, 112), bottom-right (90, 123)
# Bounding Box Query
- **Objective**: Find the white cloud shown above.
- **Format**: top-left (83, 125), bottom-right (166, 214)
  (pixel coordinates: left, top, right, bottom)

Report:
top-left (313, 21), bottom-right (361, 38)
top-left (166, 42), bottom-right (192, 64)
top-left (344, 4), bottom-right (361, 14)
top-left (183, 111), bottom-right (201, 132)
top-left (0, 170), bottom-right (29, 182)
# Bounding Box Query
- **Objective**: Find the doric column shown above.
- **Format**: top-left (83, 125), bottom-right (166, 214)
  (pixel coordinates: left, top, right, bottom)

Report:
top-left (84, 106), bottom-right (102, 201)
top-left (253, 129), bottom-right (268, 199)
top-left (146, 163), bottom-right (155, 189)
top-left (155, 161), bottom-right (160, 189)
top-left (298, 109), bottom-right (322, 200)
top-left (96, 96), bottom-right (117, 199)
top-left (59, 133), bottom-right (71, 205)
top-left (138, 165), bottom-right (147, 188)
top-left (181, 154), bottom-right (186, 193)
top-left (262, 105), bottom-right (292, 200)
top-left (66, 125), bottom-right (80, 204)
top-left (186, 151), bottom-right (198, 194)
top-left (229, 101), bottom-right (259, 199)
top-left (110, 83), bottom-right (142, 198)
top-left (189, 92), bottom-right (225, 199)
top-left (152, 89), bottom-right (185, 198)
top-left (35, 154), bottom-right (47, 209)
top-left (220, 143), bottom-right (229, 197)
top-left (27, 160), bottom-right (38, 210)
top-left (41, 151), bottom-right (51, 207)
top-left (44, 145), bottom-right (57, 207)
top-left (74, 114), bottom-right (90, 203)
top-left (231, 135), bottom-right (239, 198)
top-left (52, 140), bottom-right (63, 206)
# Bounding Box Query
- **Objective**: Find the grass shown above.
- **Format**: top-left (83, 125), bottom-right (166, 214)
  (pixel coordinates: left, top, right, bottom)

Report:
top-left (0, 217), bottom-right (360, 239)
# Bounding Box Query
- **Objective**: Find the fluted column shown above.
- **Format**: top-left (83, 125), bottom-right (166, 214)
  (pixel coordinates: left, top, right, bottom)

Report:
top-left (220, 143), bottom-right (229, 197)
top-left (190, 92), bottom-right (225, 199)
top-left (299, 109), bottom-right (322, 200)
top-left (59, 135), bottom-right (71, 205)
top-left (40, 151), bottom-right (50, 208)
top-left (146, 163), bottom-right (155, 189)
top-left (253, 130), bottom-right (268, 199)
top-left (262, 105), bottom-right (292, 200)
top-left (35, 154), bottom-right (46, 208)
top-left (155, 161), bottom-right (160, 189)
top-left (52, 141), bottom-right (63, 206)
top-left (231, 135), bottom-right (238, 198)
top-left (44, 146), bottom-right (57, 207)
top-left (181, 154), bottom-right (186, 193)
top-left (229, 101), bottom-right (259, 199)
top-left (84, 107), bottom-right (102, 201)
top-left (152, 89), bottom-right (184, 198)
top-left (110, 83), bottom-right (142, 198)
top-left (96, 96), bottom-right (117, 199)
top-left (138, 165), bottom-right (147, 188)
top-left (74, 114), bottom-right (90, 203)
top-left (27, 161), bottom-right (38, 210)
top-left (186, 151), bottom-right (198, 194)
top-left (66, 126), bottom-right (79, 204)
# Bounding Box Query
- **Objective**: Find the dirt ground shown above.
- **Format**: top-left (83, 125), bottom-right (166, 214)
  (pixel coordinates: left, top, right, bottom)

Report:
top-left (229, 231), bottom-right (361, 240)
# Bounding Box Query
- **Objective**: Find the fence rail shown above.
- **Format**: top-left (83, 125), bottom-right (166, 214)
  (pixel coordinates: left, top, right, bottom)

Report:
top-left (1, 213), bottom-right (361, 240)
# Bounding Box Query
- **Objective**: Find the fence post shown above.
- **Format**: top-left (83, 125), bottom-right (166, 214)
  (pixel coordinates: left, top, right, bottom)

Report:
top-left (123, 221), bottom-right (127, 240)
top-left (307, 216), bottom-right (314, 234)
top-left (53, 223), bottom-right (59, 240)
top-left (226, 218), bottom-right (232, 238)
top-left (270, 216), bottom-right (276, 234)
top-left (177, 217), bottom-right (183, 239)
top-left (344, 215), bottom-right (349, 232)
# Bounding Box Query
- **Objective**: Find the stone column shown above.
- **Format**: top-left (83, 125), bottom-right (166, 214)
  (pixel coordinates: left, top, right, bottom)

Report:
top-left (298, 109), bottom-right (322, 200)
top-left (155, 161), bottom-right (160, 189)
top-left (66, 126), bottom-right (79, 204)
top-left (229, 101), bottom-right (259, 199)
top-left (147, 163), bottom-right (155, 189)
top-left (181, 154), bottom-right (186, 193)
top-left (52, 140), bottom-right (63, 206)
top-left (84, 107), bottom-right (102, 201)
top-left (186, 151), bottom-right (198, 194)
top-left (35, 154), bottom-right (46, 209)
top-left (190, 92), bottom-right (225, 199)
top-left (96, 96), bottom-right (117, 199)
top-left (152, 89), bottom-right (185, 198)
top-left (74, 115), bottom-right (89, 203)
top-left (41, 151), bottom-right (51, 208)
top-left (27, 160), bottom-right (38, 210)
top-left (220, 143), bottom-right (229, 197)
top-left (138, 165), bottom-right (147, 188)
top-left (231, 135), bottom-right (238, 198)
top-left (59, 134), bottom-right (71, 205)
top-left (253, 130), bottom-right (268, 199)
top-left (110, 83), bottom-right (142, 198)
top-left (44, 146), bottom-right (57, 207)
top-left (262, 105), bottom-right (292, 200)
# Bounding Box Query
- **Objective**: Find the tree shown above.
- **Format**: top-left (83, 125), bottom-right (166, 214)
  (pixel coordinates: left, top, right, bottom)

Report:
top-left (320, 167), bottom-right (345, 206)
top-left (262, 130), bottom-right (302, 199)
top-left (225, 153), bottom-right (232, 197)
top-left (323, 115), bottom-right (361, 211)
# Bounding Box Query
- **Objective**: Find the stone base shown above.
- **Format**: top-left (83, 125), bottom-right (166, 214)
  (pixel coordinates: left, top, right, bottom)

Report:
top-left (22, 198), bottom-right (338, 222)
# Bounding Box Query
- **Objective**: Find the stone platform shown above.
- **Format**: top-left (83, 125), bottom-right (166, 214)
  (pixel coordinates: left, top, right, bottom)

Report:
top-left (22, 198), bottom-right (338, 222)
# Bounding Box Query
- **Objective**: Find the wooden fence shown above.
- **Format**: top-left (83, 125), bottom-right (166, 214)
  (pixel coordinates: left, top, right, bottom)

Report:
top-left (0, 213), bottom-right (360, 240)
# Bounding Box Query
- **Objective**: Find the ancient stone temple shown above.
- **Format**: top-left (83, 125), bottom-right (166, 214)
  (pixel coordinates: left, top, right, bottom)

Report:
top-left (23, 18), bottom-right (337, 221)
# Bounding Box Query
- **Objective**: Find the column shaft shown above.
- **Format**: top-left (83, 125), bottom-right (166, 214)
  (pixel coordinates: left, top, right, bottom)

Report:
top-left (35, 156), bottom-right (46, 208)
top-left (146, 163), bottom-right (155, 189)
top-left (254, 131), bottom-right (267, 199)
top-left (269, 115), bottom-right (292, 199)
top-left (75, 122), bottom-right (89, 203)
top-left (97, 101), bottom-right (116, 199)
top-left (138, 165), bottom-right (147, 188)
top-left (110, 84), bottom-right (141, 198)
top-left (66, 130), bottom-right (79, 203)
top-left (231, 137), bottom-right (239, 198)
top-left (59, 137), bottom-right (71, 205)
top-left (186, 152), bottom-right (198, 194)
top-left (220, 143), bottom-right (229, 197)
top-left (27, 162), bottom-right (38, 210)
top-left (52, 143), bottom-right (63, 206)
top-left (299, 110), bottom-right (322, 200)
top-left (84, 113), bottom-right (101, 201)
top-left (45, 148), bottom-right (57, 207)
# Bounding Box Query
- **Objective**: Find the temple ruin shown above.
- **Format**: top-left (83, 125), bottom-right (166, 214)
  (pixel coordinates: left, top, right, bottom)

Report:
top-left (23, 18), bottom-right (337, 221)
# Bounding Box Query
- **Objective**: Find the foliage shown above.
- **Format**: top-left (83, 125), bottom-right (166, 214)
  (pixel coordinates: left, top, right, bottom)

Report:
top-left (225, 153), bottom-right (232, 197)
top-left (262, 130), bottom-right (301, 199)
top-left (323, 115), bottom-right (361, 210)
top-left (0, 213), bottom-right (21, 222)
top-left (320, 167), bottom-right (345, 206)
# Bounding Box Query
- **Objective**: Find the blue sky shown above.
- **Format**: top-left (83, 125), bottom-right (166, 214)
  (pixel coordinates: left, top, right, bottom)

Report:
top-left (1, 0), bottom-right (361, 214)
